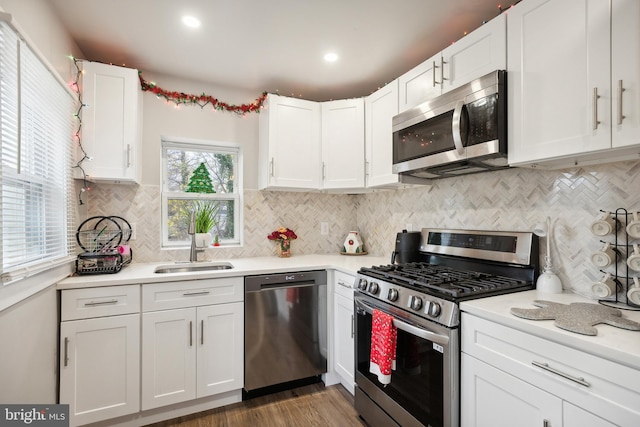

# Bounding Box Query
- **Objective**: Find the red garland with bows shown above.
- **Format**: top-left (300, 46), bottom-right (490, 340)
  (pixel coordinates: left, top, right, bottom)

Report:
top-left (138, 73), bottom-right (267, 115)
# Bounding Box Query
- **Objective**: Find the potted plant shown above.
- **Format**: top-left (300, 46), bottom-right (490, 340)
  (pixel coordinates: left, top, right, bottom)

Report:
top-left (192, 201), bottom-right (218, 248)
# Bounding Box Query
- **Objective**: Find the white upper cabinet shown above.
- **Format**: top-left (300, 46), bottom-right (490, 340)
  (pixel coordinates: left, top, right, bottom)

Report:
top-left (441, 13), bottom-right (506, 94)
top-left (365, 80), bottom-right (422, 188)
top-left (79, 61), bottom-right (142, 183)
top-left (398, 13), bottom-right (506, 112)
top-left (612, 0), bottom-right (640, 149)
top-left (508, 0), bottom-right (640, 168)
top-left (321, 98), bottom-right (365, 190)
top-left (259, 94), bottom-right (322, 190)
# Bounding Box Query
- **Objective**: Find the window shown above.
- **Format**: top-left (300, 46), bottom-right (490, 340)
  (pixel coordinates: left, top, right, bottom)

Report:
top-left (0, 20), bottom-right (74, 282)
top-left (161, 138), bottom-right (242, 247)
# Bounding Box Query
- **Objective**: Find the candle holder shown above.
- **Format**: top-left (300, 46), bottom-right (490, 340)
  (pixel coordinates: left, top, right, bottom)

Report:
top-left (533, 216), bottom-right (563, 293)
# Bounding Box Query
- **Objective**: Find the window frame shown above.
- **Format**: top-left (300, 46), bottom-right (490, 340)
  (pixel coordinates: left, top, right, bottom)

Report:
top-left (160, 137), bottom-right (243, 248)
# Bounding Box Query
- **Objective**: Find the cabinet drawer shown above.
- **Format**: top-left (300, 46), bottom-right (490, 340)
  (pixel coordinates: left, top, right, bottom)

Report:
top-left (61, 285), bottom-right (140, 321)
top-left (462, 313), bottom-right (640, 425)
top-left (334, 270), bottom-right (355, 299)
top-left (142, 277), bottom-right (243, 311)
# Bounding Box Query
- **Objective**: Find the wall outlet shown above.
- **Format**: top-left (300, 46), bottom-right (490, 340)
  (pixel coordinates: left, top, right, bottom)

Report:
top-left (320, 222), bottom-right (329, 235)
top-left (130, 223), bottom-right (136, 240)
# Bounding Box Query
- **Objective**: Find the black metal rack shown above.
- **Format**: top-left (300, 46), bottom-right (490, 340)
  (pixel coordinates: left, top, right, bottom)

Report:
top-left (597, 208), bottom-right (640, 311)
top-left (75, 215), bottom-right (133, 275)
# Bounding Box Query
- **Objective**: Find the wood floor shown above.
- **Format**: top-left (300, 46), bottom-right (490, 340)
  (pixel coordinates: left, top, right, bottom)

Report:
top-left (144, 383), bottom-right (366, 427)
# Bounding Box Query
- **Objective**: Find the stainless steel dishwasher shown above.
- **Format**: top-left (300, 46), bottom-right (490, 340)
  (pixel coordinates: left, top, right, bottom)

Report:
top-left (244, 270), bottom-right (327, 394)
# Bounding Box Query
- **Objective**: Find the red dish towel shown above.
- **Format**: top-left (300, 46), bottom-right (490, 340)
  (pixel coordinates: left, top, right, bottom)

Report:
top-left (369, 309), bottom-right (397, 385)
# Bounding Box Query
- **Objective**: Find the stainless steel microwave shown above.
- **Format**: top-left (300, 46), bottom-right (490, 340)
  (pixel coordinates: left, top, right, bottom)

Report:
top-left (392, 70), bottom-right (507, 179)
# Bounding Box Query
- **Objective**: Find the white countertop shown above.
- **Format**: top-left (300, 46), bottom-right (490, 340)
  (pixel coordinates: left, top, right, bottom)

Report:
top-left (460, 290), bottom-right (640, 369)
top-left (57, 254), bottom-right (389, 289)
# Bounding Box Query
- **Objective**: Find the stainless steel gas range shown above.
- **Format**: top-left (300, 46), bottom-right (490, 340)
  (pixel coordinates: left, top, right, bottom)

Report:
top-left (353, 228), bottom-right (539, 427)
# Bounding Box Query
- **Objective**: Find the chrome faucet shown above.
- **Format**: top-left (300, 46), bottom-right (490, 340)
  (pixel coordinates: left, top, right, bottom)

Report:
top-left (188, 210), bottom-right (197, 262)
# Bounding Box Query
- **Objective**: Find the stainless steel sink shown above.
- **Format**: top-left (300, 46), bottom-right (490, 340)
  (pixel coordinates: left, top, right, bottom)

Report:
top-left (154, 262), bottom-right (234, 274)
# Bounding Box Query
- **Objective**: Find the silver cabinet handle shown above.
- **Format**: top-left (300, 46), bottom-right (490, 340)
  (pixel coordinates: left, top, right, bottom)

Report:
top-left (452, 100), bottom-right (466, 155)
top-left (322, 162), bottom-right (326, 181)
top-left (593, 87), bottom-right (601, 130)
top-left (64, 337), bottom-right (69, 367)
top-left (365, 161), bottom-right (370, 177)
top-left (189, 321), bottom-right (193, 347)
top-left (200, 320), bottom-right (204, 345)
top-left (126, 144), bottom-right (132, 168)
top-left (440, 56), bottom-right (446, 84)
top-left (351, 315), bottom-right (354, 339)
top-left (618, 80), bottom-right (626, 125)
top-left (432, 61), bottom-right (437, 87)
top-left (531, 361), bottom-right (590, 387)
top-left (84, 299), bottom-right (118, 307)
top-left (270, 158), bottom-right (274, 177)
top-left (337, 280), bottom-right (352, 289)
top-left (182, 291), bottom-right (210, 297)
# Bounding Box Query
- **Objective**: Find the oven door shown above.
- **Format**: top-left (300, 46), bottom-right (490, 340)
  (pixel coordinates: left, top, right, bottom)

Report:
top-left (354, 294), bottom-right (459, 427)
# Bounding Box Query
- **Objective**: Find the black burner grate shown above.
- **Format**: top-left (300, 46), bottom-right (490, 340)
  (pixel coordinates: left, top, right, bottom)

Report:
top-left (362, 262), bottom-right (528, 299)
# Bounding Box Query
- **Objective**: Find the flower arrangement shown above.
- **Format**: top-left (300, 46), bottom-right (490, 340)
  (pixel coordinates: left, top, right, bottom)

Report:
top-left (267, 227), bottom-right (297, 241)
top-left (267, 227), bottom-right (297, 257)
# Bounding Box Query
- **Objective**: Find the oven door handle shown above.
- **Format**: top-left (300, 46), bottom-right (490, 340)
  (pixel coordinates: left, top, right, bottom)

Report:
top-left (355, 299), bottom-right (450, 347)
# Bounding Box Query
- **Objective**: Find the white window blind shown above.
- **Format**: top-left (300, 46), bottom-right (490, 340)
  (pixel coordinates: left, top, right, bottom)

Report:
top-left (0, 20), bottom-right (74, 282)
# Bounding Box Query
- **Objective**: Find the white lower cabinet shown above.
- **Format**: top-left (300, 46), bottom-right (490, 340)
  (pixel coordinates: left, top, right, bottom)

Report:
top-left (141, 278), bottom-right (244, 410)
top-left (141, 302), bottom-right (244, 410)
top-left (59, 285), bottom-right (141, 427)
top-left (59, 278), bottom-right (244, 426)
top-left (461, 353), bottom-right (562, 427)
top-left (461, 313), bottom-right (640, 427)
top-left (332, 271), bottom-right (355, 394)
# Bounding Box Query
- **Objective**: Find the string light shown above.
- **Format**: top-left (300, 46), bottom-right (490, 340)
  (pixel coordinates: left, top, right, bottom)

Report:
top-left (69, 56), bottom-right (90, 205)
top-left (138, 73), bottom-right (267, 115)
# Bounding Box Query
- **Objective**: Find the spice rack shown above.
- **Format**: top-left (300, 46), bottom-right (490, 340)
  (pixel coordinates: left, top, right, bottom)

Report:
top-left (596, 208), bottom-right (640, 311)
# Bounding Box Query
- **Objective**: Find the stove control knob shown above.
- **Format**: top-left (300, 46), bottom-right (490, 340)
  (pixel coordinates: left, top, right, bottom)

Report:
top-left (358, 278), bottom-right (368, 291)
top-left (427, 301), bottom-right (441, 318)
top-left (409, 295), bottom-right (423, 311)
top-left (367, 282), bottom-right (379, 295)
top-left (387, 288), bottom-right (399, 302)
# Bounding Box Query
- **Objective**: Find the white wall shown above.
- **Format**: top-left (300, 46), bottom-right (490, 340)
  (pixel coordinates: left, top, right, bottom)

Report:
top-left (138, 72), bottom-right (261, 189)
top-left (0, 0), bottom-right (82, 404)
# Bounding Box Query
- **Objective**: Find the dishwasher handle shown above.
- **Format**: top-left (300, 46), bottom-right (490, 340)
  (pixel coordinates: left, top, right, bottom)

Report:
top-left (245, 270), bottom-right (327, 292)
top-left (249, 281), bottom-right (320, 292)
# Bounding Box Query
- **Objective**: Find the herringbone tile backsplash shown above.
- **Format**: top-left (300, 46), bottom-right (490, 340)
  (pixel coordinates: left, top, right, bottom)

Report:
top-left (85, 160), bottom-right (640, 299)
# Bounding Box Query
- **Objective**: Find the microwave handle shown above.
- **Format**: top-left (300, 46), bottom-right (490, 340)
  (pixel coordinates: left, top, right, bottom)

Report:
top-left (452, 100), bottom-right (465, 155)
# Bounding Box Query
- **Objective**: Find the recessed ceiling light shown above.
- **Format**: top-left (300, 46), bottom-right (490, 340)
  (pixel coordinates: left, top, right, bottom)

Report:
top-left (324, 52), bottom-right (339, 62)
top-left (182, 15), bottom-right (201, 28)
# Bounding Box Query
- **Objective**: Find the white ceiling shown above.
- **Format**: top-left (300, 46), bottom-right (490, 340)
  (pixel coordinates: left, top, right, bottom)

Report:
top-left (48, 0), bottom-right (505, 101)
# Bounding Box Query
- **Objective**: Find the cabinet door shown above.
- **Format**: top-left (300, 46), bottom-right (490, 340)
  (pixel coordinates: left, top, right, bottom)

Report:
top-left (508, 0), bottom-right (611, 165)
top-left (259, 94), bottom-right (321, 189)
top-left (365, 81), bottom-right (401, 188)
top-left (197, 302), bottom-right (244, 397)
top-left (398, 52), bottom-right (442, 112)
top-left (612, 0), bottom-right (640, 148)
top-left (321, 99), bottom-right (365, 189)
top-left (333, 293), bottom-right (355, 393)
top-left (563, 402), bottom-right (616, 427)
top-left (442, 13), bottom-right (506, 93)
top-left (141, 308), bottom-right (196, 410)
top-left (60, 314), bottom-right (140, 426)
top-left (80, 61), bottom-right (141, 183)
top-left (461, 353), bottom-right (562, 427)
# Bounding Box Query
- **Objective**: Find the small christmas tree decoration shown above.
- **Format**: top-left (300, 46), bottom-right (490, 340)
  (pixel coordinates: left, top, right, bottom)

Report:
top-left (186, 162), bottom-right (216, 193)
